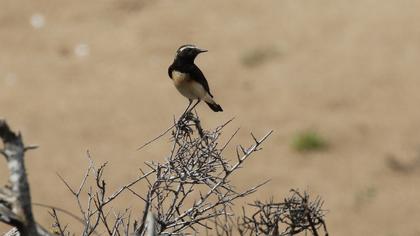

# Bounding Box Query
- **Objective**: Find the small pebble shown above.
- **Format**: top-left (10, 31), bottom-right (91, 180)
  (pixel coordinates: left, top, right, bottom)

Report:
top-left (30, 13), bottom-right (45, 29)
top-left (74, 43), bottom-right (90, 58)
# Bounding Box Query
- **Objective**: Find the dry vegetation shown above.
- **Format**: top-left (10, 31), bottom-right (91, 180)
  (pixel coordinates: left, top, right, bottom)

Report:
top-left (1, 115), bottom-right (328, 235)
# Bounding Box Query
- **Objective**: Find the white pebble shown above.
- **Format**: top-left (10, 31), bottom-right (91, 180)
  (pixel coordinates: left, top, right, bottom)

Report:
top-left (74, 43), bottom-right (90, 58)
top-left (30, 13), bottom-right (45, 29)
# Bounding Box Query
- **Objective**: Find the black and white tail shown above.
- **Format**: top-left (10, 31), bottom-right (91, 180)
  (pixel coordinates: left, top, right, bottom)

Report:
top-left (206, 101), bottom-right (223, 112)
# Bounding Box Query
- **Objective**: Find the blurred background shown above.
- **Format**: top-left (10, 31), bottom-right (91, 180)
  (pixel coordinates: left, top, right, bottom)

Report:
top-left (1, 0), bottom-right (420, 235)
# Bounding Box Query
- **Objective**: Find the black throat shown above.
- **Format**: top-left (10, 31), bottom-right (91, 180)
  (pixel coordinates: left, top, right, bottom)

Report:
top-left (171, 56), bottom-right (196, 72)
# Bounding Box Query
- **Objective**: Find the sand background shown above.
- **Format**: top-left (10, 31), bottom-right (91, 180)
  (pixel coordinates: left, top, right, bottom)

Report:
top-left (1, 0), bottom-right (420, 235)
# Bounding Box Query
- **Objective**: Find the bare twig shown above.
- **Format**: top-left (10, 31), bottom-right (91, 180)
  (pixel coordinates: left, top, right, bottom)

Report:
top-left (49, 209), bottom-right (69, 236)
top-left (137, 124), bottom-right (176, 151)
top-left (33, 202), bottom-right (85, 225)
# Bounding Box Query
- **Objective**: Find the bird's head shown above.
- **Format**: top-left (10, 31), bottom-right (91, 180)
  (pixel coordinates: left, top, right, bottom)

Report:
top-left (175, 44), bottom-right (207, 62)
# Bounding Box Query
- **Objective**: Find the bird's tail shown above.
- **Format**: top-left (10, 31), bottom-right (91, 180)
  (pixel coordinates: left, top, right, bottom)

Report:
top-left (206, 101), bottom-right (223, 112)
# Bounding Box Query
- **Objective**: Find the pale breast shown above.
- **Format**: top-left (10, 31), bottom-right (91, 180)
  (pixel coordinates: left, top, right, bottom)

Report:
top-left (172, 71), bottom-right (190, 86)
top-left (171, 71), bottom-right (207, 100)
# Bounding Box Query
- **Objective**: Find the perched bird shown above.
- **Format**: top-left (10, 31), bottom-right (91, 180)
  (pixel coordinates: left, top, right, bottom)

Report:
top-left (168, 44), bottom-right (223, 112)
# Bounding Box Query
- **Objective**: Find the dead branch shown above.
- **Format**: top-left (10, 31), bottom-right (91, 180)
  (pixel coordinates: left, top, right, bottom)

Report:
top-left (0, 119), bottom-right (53, 236)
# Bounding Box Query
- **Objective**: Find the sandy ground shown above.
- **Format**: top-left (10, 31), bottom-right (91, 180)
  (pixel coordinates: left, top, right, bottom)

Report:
top-left (1, 0), bottom-right (420, 235)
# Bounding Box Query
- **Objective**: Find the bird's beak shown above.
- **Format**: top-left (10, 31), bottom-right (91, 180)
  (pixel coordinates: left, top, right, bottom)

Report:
top-left (197, 48), bottom-right (208, 53)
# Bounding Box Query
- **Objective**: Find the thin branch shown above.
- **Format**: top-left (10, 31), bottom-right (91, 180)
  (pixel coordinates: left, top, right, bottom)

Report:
top-left (137, 124), bottom-right (176, 151)
top-left (33, 202), bottom-right (85, 225)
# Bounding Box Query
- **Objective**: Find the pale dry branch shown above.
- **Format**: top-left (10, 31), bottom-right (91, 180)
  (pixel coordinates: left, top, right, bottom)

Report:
top-left (0, 119), bottom-right (54, 236)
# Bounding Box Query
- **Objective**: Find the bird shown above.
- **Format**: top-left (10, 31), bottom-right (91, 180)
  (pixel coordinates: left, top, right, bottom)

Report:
top-left (168, 44), bottom-right (223, 113)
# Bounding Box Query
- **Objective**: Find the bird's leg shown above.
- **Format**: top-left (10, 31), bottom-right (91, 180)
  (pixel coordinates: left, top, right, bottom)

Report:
top-left (181, 99), bottom-right (193, 118)
top-left (190, 99), bottom-right (201, 111)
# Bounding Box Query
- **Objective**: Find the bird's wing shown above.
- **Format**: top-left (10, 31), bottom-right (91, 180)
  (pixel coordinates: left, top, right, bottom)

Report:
top-left (188, 64), bottom-right (213, 97)
top-left (168, 64), bottom-right (174, 79)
